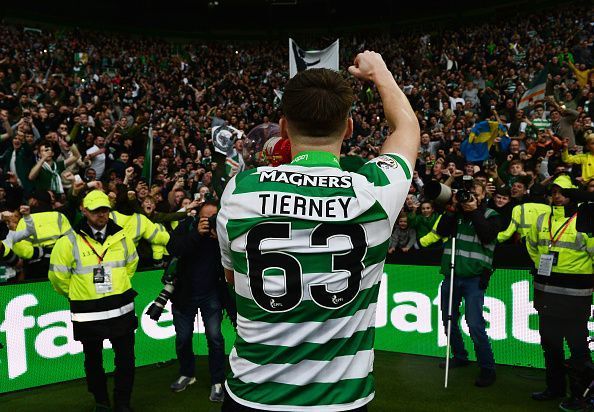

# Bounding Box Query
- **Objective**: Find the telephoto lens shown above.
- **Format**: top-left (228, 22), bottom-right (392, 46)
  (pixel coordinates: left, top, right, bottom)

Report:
top-left (145, 283), bottom-right (175, 321)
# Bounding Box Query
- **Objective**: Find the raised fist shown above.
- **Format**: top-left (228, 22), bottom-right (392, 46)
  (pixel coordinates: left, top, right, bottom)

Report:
top-left (19, 205), bottom-right (31, 216)
top-left (348, 51), bottom-right (390, 83)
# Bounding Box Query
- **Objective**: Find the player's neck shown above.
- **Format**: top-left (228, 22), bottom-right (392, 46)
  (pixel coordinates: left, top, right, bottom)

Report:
top-left (290, 142), bottom-right (341, 160)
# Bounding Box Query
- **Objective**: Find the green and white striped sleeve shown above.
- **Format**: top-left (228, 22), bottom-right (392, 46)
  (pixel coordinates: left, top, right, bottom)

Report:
top-left (217, 175), bottom-right (237, 271)
top-left (356, 153), bottom-right (412, 227)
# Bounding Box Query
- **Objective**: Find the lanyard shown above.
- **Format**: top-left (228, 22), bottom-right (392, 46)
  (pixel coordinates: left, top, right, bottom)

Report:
top-left (548, 212), bottom-right (577, 248)
top-left (81, 235), bottom-right (108, 264)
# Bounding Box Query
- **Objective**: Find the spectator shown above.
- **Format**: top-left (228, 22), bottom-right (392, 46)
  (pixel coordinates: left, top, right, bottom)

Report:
top-left (28, 140), bottom-right (80, 195)
top-left (488, 185), bottom-right (513, 228)
top-left (408, 200), bottom-right (438, 240)
top-left (561, 133), bottom-right (594, 184)
top-left (547, 97), bottom-right (579, 147)
top-left (0, 133), bottom-right (34, 195)
top-left (510, 177), bottom-right (530, 206)
top-left (86, 135), bottom-right (111, 180)
top-left (567, 60), bottom-right (594, 88)
top-left (462, 81), bottom-right (480, 109)
top-left (388, 214), bottom-right (416, 254)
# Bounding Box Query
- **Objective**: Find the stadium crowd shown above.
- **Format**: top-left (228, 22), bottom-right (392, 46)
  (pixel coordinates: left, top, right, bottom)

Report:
top-left (0, 4), bottom-right (592, 281)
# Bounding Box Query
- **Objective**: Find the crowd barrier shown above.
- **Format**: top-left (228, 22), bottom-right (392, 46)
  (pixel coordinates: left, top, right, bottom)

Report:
top-left (0, 247), bottom-right (584, 394)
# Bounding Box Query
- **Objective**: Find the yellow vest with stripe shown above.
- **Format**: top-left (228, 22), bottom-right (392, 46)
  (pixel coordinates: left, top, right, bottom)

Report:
top-left (526, 206), bottom-right (594, 295)
top-left (420, 209), bottom-right (498, 277)
top-left (13, 211), bottom-right (72, 259)
top-left (419, 216), bottom-right (443, 248)
top-left (1, 241), bottom-right (18, 265)
top-left (110, 211), bottom-right (170, 259)
top-left (153, 223), bottom-right (169, 260)
top-left (48, 223), bottom-right (139, 315)
top-left (497, 203), bottom-right (550, 243)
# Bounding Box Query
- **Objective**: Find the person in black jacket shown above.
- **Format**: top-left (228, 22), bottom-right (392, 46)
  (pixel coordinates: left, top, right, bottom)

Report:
top-left (166, 201), bottom-right (226, 402)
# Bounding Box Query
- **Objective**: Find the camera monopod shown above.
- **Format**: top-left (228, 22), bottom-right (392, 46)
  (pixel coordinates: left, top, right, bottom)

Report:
top-left (444, 236), bottom-right (456, 389)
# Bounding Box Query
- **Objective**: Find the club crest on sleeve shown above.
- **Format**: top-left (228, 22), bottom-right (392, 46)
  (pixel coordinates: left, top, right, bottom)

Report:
top-left (375, 155), bottom-right (398, 170)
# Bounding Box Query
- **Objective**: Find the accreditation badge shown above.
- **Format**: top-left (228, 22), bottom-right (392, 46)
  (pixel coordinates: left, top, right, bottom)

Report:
top-left (537, 254), bottom-right (555, 277)
top-left (94, 266), bottom-right (113, 294)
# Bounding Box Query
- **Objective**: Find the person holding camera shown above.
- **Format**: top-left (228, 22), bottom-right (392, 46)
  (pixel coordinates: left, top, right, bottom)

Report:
top-left (419, 180), bottom-right (501, 387)
top-left (165, 201), bottom-right (227, 402)
top-left (526, 175), bottom-right (594, 411)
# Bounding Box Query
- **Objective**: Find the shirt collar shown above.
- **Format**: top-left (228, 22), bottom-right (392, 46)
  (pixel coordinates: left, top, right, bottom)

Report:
top-left (290, 151), bottom-right (342, 169)
top-left (91, 226), bottom-right (107, 237)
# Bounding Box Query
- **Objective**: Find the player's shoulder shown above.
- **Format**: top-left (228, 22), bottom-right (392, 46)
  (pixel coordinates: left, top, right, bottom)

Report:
top-left (234, 167), bottom-right (260, 184)
top-left (353, 153), bottom-right (412, 186)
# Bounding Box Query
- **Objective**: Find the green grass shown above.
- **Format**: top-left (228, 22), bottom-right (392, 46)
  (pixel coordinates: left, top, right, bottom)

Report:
top-left (1, 351), bottom-right (560, 412)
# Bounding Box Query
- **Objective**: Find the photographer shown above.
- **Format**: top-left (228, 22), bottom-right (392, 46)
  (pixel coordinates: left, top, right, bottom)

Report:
top-left (419, 180), bottom-right (501, 387)
top-left (165, 201), bottom-right (226, 402)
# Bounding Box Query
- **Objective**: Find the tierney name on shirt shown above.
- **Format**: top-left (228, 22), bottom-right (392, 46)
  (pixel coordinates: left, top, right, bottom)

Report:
top-left (258, 194), bottom-right (352, 218)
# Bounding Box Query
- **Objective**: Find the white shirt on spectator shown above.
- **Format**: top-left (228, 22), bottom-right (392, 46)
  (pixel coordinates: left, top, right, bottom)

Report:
top-left (86, 145), bottom-right (106, 180)
top-left (10, 151), bottom-right (22, 186)
top-left (450, 97), bottom-right (465, 110)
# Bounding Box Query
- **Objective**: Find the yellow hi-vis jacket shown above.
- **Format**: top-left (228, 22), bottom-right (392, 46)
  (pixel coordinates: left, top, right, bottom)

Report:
top-left (526, 205), bottom-right (594, 296)
top-left (419, 216), bottom-right (444, 247)
top-left (1, 242), bottom-right (18, 265)
top-left (497, 203), bottom-right (550, 243)
top-left (110, 211), bottom-right (169, 260)
top-left (13, 211), bottom-right (72, 259)
top-left (49, 220), bottom-right (138, 337)
top-left (1, 217), bottom-right (37, 264)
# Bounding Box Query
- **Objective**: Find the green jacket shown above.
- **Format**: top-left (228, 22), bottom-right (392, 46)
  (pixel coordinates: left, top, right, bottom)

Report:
top-left (408, 212), bottom-right (438, 240)
top-left (421, 208), bottom-right (499, 277)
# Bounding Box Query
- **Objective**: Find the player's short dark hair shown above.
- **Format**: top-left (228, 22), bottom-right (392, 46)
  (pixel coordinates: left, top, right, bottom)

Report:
top-left (282, 69), bottom-right (354, 138)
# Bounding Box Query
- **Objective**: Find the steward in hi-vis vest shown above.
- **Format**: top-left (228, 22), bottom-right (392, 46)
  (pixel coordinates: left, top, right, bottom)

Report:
top-left (526, 175), bottom-right (594, 407)
top-left (49, 190), bottom-right (138, 412)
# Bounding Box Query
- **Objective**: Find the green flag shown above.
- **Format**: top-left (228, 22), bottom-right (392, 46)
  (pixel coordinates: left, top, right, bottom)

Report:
top-left (142, 127), bottom-right (153, 185)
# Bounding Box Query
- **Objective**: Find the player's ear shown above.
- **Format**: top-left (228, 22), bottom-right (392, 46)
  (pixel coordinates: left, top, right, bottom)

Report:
top-left (280, 117), bottom-right (290, 140)
top-left (343, 117), bottom-right (353, 140)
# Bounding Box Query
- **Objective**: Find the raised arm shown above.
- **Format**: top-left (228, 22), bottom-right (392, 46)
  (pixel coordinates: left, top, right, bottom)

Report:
top-left (0, 111), bottom-right (13, 141)
top-left (29, 152), bottom-right (49, 180)
top-left (348, 51), bottom-right (420, 165)
top-left (64, 144), bottom-right (81, 168)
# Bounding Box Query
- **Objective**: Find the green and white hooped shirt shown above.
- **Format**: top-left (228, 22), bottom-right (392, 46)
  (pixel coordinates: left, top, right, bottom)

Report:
top-left (217, 151), bottom-right (412, 411)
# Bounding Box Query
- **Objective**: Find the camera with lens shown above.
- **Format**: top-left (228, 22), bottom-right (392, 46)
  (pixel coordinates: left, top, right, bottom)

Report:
top-left (425, 176), bottom-right (474, 206)
top-left (454, 188), bottom-right (473, 204)
top-left (454, 175), bottom-right (475, 204)
top-left (145, 258), bottom-right (178, 321)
